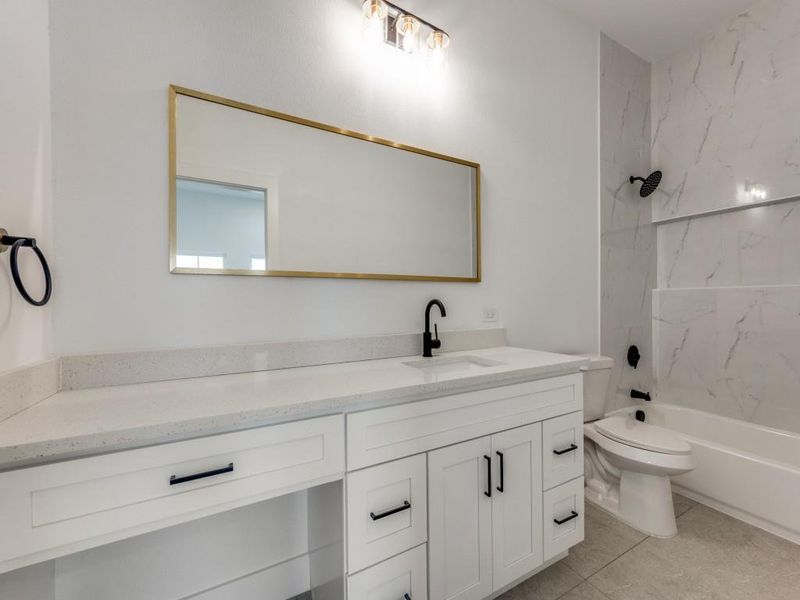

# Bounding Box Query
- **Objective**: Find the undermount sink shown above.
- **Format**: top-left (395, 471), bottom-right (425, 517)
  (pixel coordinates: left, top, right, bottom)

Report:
top-left (403, 355), bottom-right (506, 375)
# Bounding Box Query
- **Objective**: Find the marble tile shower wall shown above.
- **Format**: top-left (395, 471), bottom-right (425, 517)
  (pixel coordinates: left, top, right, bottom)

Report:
top-left (653, 0), bottom-right (800, 434)
top-left (600, 34), bottom-right (655, 411)
top-left (651, 0), bottom-right (800, 220)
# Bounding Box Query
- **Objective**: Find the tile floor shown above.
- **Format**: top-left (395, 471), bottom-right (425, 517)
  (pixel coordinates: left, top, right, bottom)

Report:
top-left (498, 493), bottom-right (800, 600)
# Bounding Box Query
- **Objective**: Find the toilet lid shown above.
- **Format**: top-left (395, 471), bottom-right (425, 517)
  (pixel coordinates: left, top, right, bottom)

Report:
top-left (595, 415), bottom-right (691, 455)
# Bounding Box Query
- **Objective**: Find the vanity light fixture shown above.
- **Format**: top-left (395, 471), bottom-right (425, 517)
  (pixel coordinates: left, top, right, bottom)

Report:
top-left (361, 0), bottom-right (449, 62)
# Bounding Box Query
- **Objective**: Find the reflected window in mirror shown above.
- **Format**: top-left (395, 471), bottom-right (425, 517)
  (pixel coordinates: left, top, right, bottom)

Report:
top-left (175, 178), bottom-right (267, 272)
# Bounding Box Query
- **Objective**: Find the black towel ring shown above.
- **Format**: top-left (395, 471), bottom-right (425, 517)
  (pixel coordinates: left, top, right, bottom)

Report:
top-left (0, 228), bottom-right (52, 307)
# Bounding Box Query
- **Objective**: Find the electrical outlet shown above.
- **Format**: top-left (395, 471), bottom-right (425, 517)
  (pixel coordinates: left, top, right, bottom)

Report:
top-left (483, 307), bottom-right (499, 323)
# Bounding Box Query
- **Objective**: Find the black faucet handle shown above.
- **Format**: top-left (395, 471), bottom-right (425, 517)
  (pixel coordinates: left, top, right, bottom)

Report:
top-left (431, 325), bottom-right (442, 350)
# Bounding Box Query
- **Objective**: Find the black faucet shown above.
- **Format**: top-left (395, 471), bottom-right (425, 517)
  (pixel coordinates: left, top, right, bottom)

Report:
top-left (423, 299), bottom-right (447, 357)
top-left (631, 389), bottom-right (651, 402)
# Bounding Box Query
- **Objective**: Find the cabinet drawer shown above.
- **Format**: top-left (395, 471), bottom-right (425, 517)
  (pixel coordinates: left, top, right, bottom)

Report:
top-left (0, 415), bottom-right (344, 574)
top-left (347, 455), bottom-right (427, 573)
top-left (348, 374), bottom-right (582, 470)
top-left (347, 543), bottom-right (427, 600)
top-left (542, 477), bottom-right (584, 561)
top-left (542, 411), bottom-right (584, 489)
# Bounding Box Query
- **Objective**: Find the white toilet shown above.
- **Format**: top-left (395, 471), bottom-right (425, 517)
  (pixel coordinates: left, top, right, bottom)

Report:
top-left (580, 356), bottom-right (696, 538)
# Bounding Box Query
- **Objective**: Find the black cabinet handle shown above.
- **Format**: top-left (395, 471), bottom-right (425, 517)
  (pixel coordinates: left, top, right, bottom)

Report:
top-left (404, 595), bottom-right (411, 600)
top-left (370, 501), bottom-right (411, 521)
top-left (496, 451), bottom-right (504, 493)
top-left (170, 463), bottom-right (233, 486)
top-left (554, 510), bottom-right (579, 525)
top-left (484, 455), bottom-right (492, 498)
top-left (553, 444), bottom-right (578, 456)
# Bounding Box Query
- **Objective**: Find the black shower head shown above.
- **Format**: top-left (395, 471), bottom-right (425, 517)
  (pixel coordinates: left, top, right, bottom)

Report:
top-left (629, 170), bottom-right (662, 198)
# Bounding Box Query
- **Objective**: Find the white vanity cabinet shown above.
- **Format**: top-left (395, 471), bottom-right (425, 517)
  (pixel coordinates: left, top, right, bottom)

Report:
top-left (0, 362), bottom-right (585, 600)
top-left (346, 373), bottom-right (585, 600)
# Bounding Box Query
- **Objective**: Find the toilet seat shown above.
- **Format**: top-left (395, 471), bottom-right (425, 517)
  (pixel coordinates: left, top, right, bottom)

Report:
top-left (594, 415), bottom-right (691, 455)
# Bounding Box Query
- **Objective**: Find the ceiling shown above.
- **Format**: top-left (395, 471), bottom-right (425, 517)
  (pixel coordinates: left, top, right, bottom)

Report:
top-left (549, 0), bottom-right (758, 62)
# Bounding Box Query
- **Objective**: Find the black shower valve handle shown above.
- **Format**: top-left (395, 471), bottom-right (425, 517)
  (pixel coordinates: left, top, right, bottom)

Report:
top-left (627, 345), bottom-right (641, 369)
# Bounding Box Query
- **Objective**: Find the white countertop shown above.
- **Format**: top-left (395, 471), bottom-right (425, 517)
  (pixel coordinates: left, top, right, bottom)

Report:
top-left (0, 347), bottom-right (588, 470)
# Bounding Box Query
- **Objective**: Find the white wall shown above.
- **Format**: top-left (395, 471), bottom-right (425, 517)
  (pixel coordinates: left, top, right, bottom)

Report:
top-left (49, 0), bottom-right (599, 355)
top-left (0, 0), bottom-right (52, 370)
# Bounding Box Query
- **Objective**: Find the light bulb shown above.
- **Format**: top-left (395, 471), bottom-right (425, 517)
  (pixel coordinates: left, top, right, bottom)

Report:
top-left (361, 0), bottom-right (388, 44)
top-left (396, 14), bottom-right (420, 54)
top-left (427, 30), bottom-right (449, 66)
top-left (427, 30), bottom-right (449, 51)
top-left (362, 0), bottom-right (388, 20)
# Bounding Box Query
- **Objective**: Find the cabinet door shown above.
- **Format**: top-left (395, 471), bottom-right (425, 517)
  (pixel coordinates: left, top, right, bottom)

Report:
top-left (490, 424), bottom-right (544, 591)
top-left (428, 437), bottom-right (493, 600)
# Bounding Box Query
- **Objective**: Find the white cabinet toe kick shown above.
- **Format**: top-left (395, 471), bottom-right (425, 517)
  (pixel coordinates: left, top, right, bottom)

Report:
top-left (0, 372), bottom-right (585, 600)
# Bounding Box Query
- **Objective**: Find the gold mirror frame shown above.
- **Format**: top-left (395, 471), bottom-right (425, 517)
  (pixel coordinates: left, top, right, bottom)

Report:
top-left (168, 85), bottom-right (481, 282)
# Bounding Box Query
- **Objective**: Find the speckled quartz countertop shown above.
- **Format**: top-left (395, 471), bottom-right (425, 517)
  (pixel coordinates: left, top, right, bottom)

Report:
top-left (0, 347), bottom-right (588, 470)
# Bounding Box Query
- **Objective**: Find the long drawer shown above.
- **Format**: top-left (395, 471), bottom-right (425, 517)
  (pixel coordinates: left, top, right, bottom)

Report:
top-left (347, 374), bottom-right (581, 470)
top-left (0, 415), bottom-right (345, 574)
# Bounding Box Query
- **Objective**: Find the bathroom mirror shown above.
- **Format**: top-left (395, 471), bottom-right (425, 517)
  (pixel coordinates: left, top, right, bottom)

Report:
top-left (169, 86), bottom-right (481, 281)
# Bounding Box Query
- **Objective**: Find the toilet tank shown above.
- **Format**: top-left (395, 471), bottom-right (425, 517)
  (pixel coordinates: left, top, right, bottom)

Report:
top-left (578, 355), bottom-right (614, 422)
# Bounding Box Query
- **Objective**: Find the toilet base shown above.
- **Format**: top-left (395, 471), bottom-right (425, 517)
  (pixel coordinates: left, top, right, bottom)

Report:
top-left (585, 470), bottom-right (678, 538)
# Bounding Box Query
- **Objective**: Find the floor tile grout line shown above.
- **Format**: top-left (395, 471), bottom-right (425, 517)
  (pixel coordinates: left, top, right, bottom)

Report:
top-left (585, 532), bottom-right (652, 583)
top-left (551, 561), bottom-right (591, 600)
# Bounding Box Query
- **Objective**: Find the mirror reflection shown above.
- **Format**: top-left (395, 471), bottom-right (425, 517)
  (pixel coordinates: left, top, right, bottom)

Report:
top-left (175, 179), bottom-right (266, 271)
top-left (170, 86), bottom-right (480, 281)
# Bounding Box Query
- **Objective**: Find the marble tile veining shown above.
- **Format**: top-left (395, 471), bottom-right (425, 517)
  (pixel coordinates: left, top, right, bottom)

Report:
top-left (652, 0), bottom-right (800, 221)
top-left (655, 286), bottom-right (800, 433)
top-left (652, 0), bottom-right (800, 437)
top-left (658, 198), bottom-right (800, 288)
top-left (600, 34), bottom-right (655, 411)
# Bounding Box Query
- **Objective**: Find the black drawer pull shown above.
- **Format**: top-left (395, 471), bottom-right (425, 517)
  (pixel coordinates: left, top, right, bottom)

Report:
top-left (553, 444), bottom-right (578, 456)
top-left (496, 451), bottom-right (504, 493)
top-left (484, 455), bottom-right (492, 498)
top-left (554, 510), bottom-right (579, 525)
top-left (370, 501), bottom-right (411, 521)
top-left (404, 595), bottom-right (411, 600)
top-left (170, 463), bottom-right (233, 485)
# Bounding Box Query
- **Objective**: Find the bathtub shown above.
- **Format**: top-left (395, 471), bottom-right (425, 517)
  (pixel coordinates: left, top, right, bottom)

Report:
top-left (612, 404), bottom-right (800, 544)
